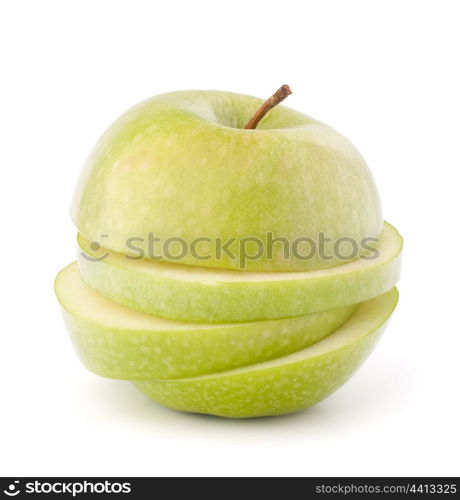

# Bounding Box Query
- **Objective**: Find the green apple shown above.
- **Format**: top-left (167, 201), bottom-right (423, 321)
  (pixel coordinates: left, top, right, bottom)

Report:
top-left (71, 89), bottom-right (382, 272)
top-left (134, 288), bottom-right (398, 418)
top-left (55, 262), bottom-right (357, 380)
top-left (77, 221), bottom-right (401, 322)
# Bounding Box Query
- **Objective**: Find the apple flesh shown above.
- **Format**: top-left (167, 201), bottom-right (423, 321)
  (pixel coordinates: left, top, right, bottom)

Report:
top-left (134, 288), bottom-right (398, 418)
top-left (77, 221), bottom-right (402, 322)
top-left (71, 90), bottom-right (382, 272)
top-left (55, 263), bottom-right (357, 380)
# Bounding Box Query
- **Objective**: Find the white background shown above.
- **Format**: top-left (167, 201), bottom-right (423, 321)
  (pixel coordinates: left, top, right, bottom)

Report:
top-left (1, 0), bottom-right (459, 477)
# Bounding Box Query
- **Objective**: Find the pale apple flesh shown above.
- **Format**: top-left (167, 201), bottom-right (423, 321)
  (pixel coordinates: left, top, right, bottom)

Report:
top-left (55, 263), bottom-right (357, 380)
top-left (77, 222), bottom-right (402, 322)
top-left (134, 288), bottom-right (398, 418)
top-left (71, 90), bottom-right (382, 272)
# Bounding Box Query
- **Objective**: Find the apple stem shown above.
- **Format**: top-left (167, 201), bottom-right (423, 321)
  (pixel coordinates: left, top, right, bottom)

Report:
top-left (244, 84), bottom-right (292, 129)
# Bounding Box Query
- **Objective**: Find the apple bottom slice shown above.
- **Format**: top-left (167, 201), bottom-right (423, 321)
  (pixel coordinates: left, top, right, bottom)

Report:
top-left (55, 263), bottom-right (357, 380)
top-left (77, 222), bottom-right (402, 323)
top-left (134, 288), bottom-right (398, 418)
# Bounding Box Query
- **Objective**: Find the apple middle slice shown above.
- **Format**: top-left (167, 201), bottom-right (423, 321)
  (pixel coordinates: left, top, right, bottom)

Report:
top-left (134, 288), bottom-right (398, 418)
top-left (77, 221), bottom-right (402, 322)
top-left (55, 263), bottom-right (357, 380)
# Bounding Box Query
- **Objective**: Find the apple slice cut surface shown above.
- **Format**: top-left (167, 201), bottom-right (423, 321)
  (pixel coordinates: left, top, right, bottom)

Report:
top-left (55, 263), bottom-right (356, 380)
top-left (77, 221), bottom-right (402, 322)
top-left (134, 288), bottom-right (398, 418)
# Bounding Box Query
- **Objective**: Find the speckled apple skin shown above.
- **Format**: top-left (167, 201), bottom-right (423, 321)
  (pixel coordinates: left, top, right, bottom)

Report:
top-left (77, 222), bottom-right (401, 322)
top-left (71, 90), bottom-right (382, 272)
top-left (55, 263), bottom-right (356, 380)
top-left (134, 288), bottom-right (398, 418)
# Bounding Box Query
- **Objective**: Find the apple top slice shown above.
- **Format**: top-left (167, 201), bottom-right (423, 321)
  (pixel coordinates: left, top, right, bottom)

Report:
top-left (71, 89), bottom-right (383, 272)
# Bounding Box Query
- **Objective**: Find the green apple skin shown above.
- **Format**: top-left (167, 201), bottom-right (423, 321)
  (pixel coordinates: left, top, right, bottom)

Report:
top-left (77, 222), bottom-right (401, 323)
top-left (71, 90), bottom-right (382, 272)
top-left (134, 288), bottom-right (398, 418)
top-left (55, 263), bottom-right (357, 380)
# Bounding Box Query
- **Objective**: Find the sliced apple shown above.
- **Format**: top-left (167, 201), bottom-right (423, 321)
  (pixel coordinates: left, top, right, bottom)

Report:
top-left (55, 263), bottom-right (357, 380)
top-left (77, 222), bottom-right (402, 323)
top-left (134, 288), bottom-right (398, 418)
